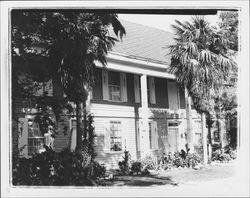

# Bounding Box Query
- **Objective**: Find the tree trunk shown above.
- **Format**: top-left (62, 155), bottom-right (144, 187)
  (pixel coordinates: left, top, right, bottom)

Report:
top-left (83, 101), bottom-right (87, 141)
top-left (219, 118), bottom-right (227, 152)
top-left (207, 113), bottom-right (213, 158)
top-left (75, 100), bottom-right (83, 153)
top-left (185, 89), bottom-right (194, 153)
top-left (201, 113), bottom-right (208, 165)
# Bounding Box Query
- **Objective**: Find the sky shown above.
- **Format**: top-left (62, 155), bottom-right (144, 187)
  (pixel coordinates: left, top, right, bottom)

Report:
top-left (119, 14), bottom-right (220, 33)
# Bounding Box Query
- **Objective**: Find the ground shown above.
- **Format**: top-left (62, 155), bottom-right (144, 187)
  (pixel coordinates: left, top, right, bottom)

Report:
top-left (107, 160), bottom-right (249, 197)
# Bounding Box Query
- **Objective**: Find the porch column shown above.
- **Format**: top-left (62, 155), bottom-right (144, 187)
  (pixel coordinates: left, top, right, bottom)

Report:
top-left (140, 74), bottom-right (150, 156)
top-left (85, 88), bottom-right (92, 113)
top-left (185, 88), bottom-right (194, 153)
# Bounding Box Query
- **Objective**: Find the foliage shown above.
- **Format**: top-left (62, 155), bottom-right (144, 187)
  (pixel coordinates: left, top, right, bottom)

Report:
top-left (130, 161), bottom-right (142, 175)
top-left (12, 10), bottom-right (126, 153)
top-left (159, 151), bottom-right (202, 170)
top-left (168, 16), bottom-right (236, 115)
top-left (12, 147), bottom-right (106, 186)
top-left (81, 114), bottom-right (97, 161)
top-left (118, 150), bottom-right (131, 175)
top-left (118, 151), bottom-right (151, 176)
top-left (218, 11), bottom-right (238, 53)
top-left (186, 152), bottom-right (202, 168)
top-left (212, 149), bottom-right (231, 163)
top-left (140, 155), bottom-right (158, 170)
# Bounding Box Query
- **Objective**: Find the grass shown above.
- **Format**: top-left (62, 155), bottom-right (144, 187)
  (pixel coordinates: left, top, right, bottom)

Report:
top-left (109, 161), bottom-right (236, 187)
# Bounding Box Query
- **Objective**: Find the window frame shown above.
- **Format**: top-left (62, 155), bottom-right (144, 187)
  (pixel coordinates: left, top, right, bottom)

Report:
top-left (26, 116), bottom-right (45, 156)
top-left (109, 120), bottom-right (123, 153)
top-left (108, 71), bottom-right (122, 102)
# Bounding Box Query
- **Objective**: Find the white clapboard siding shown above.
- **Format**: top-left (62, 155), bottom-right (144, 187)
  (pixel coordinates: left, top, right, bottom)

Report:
top-left (120, 72), bottom-right (128, 102)
top-left (168, 81), bottom-right (179, 110)
top-left (134, 75), bottom-right (140, 103)
top-left (94, 116), bottom-right (137, 162)
top-left (90, 103), bottom-right (135, 118)
top-left (18, 118), bottom-right (28, 157)
top-left (149, 77), bottom-right (156, 104)
top-left (102, 69), bottom-right (109, 100)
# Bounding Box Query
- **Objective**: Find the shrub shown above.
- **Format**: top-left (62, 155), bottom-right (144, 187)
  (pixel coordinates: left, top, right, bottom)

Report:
top-left (130, 161), bottom-right (142, 175)
top-left (12, 147), bottom-right (106, 186)
top-left (118, 150), bottom-right (131, 175)
top-left (140, 155), bottom-right (158, 170)
top-left (186, 153), bottom-right (201, 168)
top-left (158, 151), bottom-right (201, 170)
top-left (172, 152), bottom-right (187, 168)
top-left (212, 149), bottom-right (232, 163)
top-left (129, 161), bottom-right (150, 176)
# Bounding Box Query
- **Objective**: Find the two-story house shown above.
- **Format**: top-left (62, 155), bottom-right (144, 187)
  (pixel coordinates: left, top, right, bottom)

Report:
top-left (16, 20), bottom-right (204, 169)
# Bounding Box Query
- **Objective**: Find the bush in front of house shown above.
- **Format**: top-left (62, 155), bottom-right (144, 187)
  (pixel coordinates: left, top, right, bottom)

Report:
top-left (12, 147), bottom-right (106, 186)
top-left (118, 151), bottom-right (150, 176)
top-left (129, 161), bottom-right (150, 176)
top-left (140, 155), bottom-right (158, 170)
top-left (159, 151), bottom-right (202, 170)
top-left (118, 150), bottom-right (131, 175)
top-left (211, 147), bottom-right (236, 163)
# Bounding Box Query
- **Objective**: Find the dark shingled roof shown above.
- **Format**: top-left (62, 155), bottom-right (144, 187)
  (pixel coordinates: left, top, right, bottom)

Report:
top-left (110, 20), bottom-right (174, 65)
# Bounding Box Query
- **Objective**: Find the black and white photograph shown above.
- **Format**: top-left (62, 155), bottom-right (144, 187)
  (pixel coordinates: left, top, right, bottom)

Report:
top-left (1, 1), bottom-right (249, 197)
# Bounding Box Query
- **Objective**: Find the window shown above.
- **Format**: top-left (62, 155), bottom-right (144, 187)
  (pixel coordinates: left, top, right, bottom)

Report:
top-left (108, 71), bottom-right (121, 101)
top-left (149, 122), bottom-right (152, 149)
top-left (27, 118), bottom-right (45, 155)
top-left (110, 121), bottom-right (122, 151)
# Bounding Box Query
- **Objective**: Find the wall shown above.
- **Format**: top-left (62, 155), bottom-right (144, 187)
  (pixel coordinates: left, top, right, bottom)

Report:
top-left (90, 103), bottom-right (137, 169)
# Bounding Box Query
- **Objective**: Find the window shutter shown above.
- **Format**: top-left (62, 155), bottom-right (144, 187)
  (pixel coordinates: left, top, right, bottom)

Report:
top-left (102, 69), bottom-right (109, 100)
top-left (70, 127), bottom-right (77, 151)
top-left (121, 121), bottom-right (128, 150)
top-left (150, 121), bottom-right (158, 150)
top-left (89, 88), bottom-right (93, 100)
top-left (120, 73), bottom-right (128, 102)
top-left (18, 118), bottom-right (28, 157)
top-left (44, 133), bottom-right (50, 146)
top-left (153, 121), bottom-right (159, 150)
top-left (149, 77), bottom-right (156, 104)
top-left (103, 120), bottom-right (110, 152)
top-left (168, 82), bottom-right (179, 110)
top-left (46, 80), bottom-right (53, 96)
top-left (134, 75), bottom-right (140, 103)
top-left (136, 120), bottom-right (141, 151)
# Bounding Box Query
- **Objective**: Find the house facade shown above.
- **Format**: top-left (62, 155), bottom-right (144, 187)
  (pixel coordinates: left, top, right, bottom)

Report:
top-left (15, 20), bottom-right (206, 169)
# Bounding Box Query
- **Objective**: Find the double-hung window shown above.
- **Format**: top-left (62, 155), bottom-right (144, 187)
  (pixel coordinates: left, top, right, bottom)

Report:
top-left (110, 121), bottom-right (122, 151)
top-left (102, 69), bottom-right (127, 102)
top-left (27, 118), bottom-right (45, 156)
top-left (108, 71), bottom-right (121, 101)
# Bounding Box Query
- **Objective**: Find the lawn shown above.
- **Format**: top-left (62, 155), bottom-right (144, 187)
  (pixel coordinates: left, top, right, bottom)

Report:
top-left (109, 161), bottom-right (237, 187)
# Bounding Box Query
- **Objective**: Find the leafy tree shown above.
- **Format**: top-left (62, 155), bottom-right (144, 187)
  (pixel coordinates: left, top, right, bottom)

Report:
top-left (12, 10), bottom-right (125, 154)
top-left (218, 11), bottom-right (238, 53)
top-left (168, 16), bottom-right (235, 163)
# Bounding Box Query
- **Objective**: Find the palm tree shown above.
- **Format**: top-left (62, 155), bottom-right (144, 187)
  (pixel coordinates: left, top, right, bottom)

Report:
top-left (168, 16), bottom-right (235, 164)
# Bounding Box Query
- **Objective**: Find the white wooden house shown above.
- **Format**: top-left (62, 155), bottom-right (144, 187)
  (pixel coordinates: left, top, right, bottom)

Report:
top-left (16, 20), bottom-right (205, 169)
